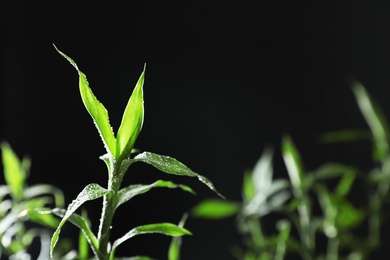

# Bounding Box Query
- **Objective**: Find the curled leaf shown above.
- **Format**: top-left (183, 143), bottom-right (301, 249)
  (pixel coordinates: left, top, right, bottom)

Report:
top-left (133, 152), bottom-right (224, 198)
top-left (52, 208), bottom-right (101, 259)
top-left (50, 183), bottom-right (108, 257)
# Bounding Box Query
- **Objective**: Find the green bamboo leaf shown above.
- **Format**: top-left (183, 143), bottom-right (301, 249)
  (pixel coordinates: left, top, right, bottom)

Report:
top-left (191, 199), bottom-right (240, 219)
top-left (132, 152), bottom-right (224, 198)
top-left (110, 223), bottom-right (191, 259)
top-left (334, 171), bottom-right (356, 198)
top-left (242, 170), bottom-right (256, 201)
top-left (52, 208), bottom-right (101, 259)
top-left (50, 183), bottom-right (108, 257)
top-left (168, 213), bottom-right (188, 260)
top-left (242, 147), bottom-right (291, 216)
top-left (318, 129), bottom-right (371, 144)
top-left (282, 135), bottom-right (304, 197)
top-left (116, 66), bottom-right (145, 160)
top-left (78, 229), bottom-right (89, 260)
top-left (168, 237), bottom-right (181, 260)
top-left (0, 142), bottom-right (27, 200)
top-left (351, 80), bottom-right (390, 160)
top-left (244, 181), bottom-right (290, 217)
top-left (100, 153), bottom-right (115, 175)
top-left (117, 180), bottom-right (195, 209)
top-left (78, 210), bottom-right (91, 260)
top-left (252, 147), bottom-right (274, 193)
top-left (275, 220), bottom-right (291, 260)
top-left (54, 45), bottom-right (117, 158)
top-left (335, 200), bottom-right (365, 230)
top-left (315, 184), bottom-right (337, 237)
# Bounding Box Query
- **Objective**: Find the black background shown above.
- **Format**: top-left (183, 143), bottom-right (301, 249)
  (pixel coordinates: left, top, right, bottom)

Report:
top-left (2, 1), bottom-right (390, 259)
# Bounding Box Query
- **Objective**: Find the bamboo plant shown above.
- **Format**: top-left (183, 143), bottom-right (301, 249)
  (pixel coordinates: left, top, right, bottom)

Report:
top-left (29, 45), bottom-right (223, 260)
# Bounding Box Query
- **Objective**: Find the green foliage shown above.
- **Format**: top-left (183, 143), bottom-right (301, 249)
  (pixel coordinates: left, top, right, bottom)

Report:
top-left (192, 81), bottom-right (390, 260)
top-left (0, 142), bottom-right (66, 259)
top-left (191, 199), bottom-right (240, 219)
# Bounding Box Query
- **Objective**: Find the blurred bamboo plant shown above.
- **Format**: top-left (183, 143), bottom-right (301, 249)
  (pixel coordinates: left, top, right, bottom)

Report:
top-left (192, 81), bottom-right (390, 260)
top-left (0, 142), bottom-right (72, 259)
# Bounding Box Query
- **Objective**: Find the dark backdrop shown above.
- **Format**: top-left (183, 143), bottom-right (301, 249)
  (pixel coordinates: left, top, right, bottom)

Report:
top-left (2, 1), bottom-right (390, 259)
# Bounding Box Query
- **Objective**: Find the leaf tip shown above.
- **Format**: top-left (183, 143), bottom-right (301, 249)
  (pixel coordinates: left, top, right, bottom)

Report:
top-left (53, 44), bottom-right (79, 70)
top-left (50, 231), bottom-right (59, 258)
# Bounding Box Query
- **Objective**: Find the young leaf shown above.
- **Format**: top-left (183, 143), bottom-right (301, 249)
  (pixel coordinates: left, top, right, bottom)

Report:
top-left (50, 183), bottom-right (108, 257)
top-left (116, 180), bottom-right (195, 209)
top-left (168, 237), bottom-right (181, 260)
top-left (78, 226), bottom-right (90, 260)
top-left (54, 45), bottom-right (117, 158)
top-left (252, 147), bottom-right (274, 193)
top-left (351, 80), bottom-right (390, 161)
top-left (116, 66), bottom-right (145, 160)
top-left (110, 223), bottom-right (192, 259)
top-left (315, 184), bottom-right (337, 237)
top-left (282, 135), bottom-right (304, 197)
top-left (334, 170), bottom-right (356, 198)
top-left (100, 153), bottom-right (115, 175)
top-left (78, 210), bottom-right (91, 260)
top-left (132, 152), bottom-right (224, 198)
top-left (168, 213), bottom-right (188, 260)
top-left (275, 220), bottom-right (291, 260)
top-left (0, 142), bottom-right (27, 201)
top-left (191, 199), bottom-right (240, 219)
top-left (244, 180), bottom-right (290, 217)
